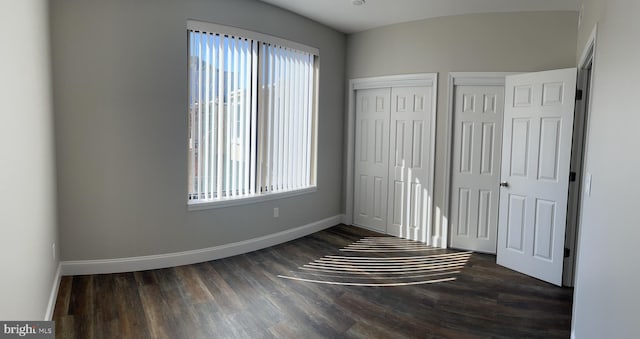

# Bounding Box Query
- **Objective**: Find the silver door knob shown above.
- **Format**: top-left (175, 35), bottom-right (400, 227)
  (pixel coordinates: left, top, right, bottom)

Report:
top-left (500, 182), bottom-right (509, 188)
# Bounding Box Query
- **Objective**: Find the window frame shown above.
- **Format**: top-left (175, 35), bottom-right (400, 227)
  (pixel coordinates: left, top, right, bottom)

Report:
top-left (186, 20), bottom-right (319, 211)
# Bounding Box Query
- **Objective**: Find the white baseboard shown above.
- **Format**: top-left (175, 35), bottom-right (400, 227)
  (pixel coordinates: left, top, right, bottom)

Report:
top-left (61, 214), bottom-right (343, 276)
top-left (45, 263), bottom-right (61, 320)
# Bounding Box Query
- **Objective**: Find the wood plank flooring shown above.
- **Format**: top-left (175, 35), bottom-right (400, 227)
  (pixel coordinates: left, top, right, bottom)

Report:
top-left (53, 225), bottom-right (573, 338)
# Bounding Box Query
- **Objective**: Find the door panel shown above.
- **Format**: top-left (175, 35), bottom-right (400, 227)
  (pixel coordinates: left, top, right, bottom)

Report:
top-left (480, 123), bottom-right (496, 175)
top-left (450, 86), bottom-right (505, 253)
top-left (533, 199), bottom-right (555, 260)
top-left (387, 86), bottom-right (432, 242)
top-left (510, 119), bottom-right (531, 177)
top-left (538, 118), bottom-right (561, 181)
top-left (477, 190), bottom-right (492, 239)
top-left (497, 68), bottom-right (577, 286)
top-left (354, 88), bottom-right (391, 232)
top-left (460, 122), bottom-right (474, 173)
top-left (506, 194), bottom-right (526, 252)
top-left (457, 188), bottom-right (471, 236)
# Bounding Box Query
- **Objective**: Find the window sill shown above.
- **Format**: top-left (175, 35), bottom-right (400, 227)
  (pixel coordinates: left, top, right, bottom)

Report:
top-left (187, 186), bottom-right (317, 211)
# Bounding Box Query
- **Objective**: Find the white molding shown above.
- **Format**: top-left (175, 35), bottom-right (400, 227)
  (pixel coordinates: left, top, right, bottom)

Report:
top-left (344, 78), bottom-right (356, 226)
top-left (345, 73), bottom-right (438, 244)
top-left (579, 24), bottom-right (598, 69)
top-left (44, 263), bottom-right (61, 321)
top-left (566, 24), bottom-right (598, 291)
top-left (449, 72), bottom-right (515, 86)
top-left (349, 73), bottom-right (436, 90)
top-left (563, 69), bottom-right (594, 287)
top-left (427, 75), bottom-right (439, 246)
top-left (442, 72), bottom-right (521, 249)
top-left (188, 186), bottom-right (317, 211)
top-left (61, 215), bottom-right (343, 276)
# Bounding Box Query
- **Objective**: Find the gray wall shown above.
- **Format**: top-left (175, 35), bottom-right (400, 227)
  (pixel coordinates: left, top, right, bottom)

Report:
top-left (571, 0), bottom-right (640, 337)
top-left (346, 11), bottom-right (578, 241)
top-left (576, 0), bottom-right (604, 61)
top-left (0, 0), bottom-right (58, 319)
top-left (51, 0), bottom-right (346, 261)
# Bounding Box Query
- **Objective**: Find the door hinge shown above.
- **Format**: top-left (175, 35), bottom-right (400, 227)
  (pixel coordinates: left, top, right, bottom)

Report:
top-left (576, 89), bottom-right (584, 101)
top-left (569, 171), bottom-right (577, 182)
top-left (564, 247), bottom-right (571, 258)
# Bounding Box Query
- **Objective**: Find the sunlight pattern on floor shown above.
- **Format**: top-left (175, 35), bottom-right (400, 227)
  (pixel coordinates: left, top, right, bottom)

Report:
top-left (340, 236), bottom-right (443, 252)
top-left (279, 237), bottom-right (472, 287)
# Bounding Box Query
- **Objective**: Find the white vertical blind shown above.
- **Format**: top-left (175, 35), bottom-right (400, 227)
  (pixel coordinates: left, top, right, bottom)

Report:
top-left (195, 33), bottom-right (203, 199)
top-left (188, 31), bottom-right (196, 197)
top-left (227, 37), bottom-right (234, 196)
top-left (188, 27), bottom-right (316, 204)
top-left (249, 41), bottom-right (258, 195)
top-left (203, 33), bottom-right (210, 200)
top-left (256, 44), bottom-right (314, 194)
top-left (215, 34), bottom-right (225, 197)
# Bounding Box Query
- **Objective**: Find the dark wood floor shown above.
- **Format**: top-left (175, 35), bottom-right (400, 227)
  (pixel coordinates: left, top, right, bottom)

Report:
top-left (53, 225), bottom-right (573, 338)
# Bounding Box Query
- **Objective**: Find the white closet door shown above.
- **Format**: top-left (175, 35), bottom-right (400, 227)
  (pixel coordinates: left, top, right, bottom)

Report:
top-left (353, 88), bottom-right (391, 232)
top-left (387, 86), bottom-right (433, 242)
top-left (450, 85), bottom-right (505, 253)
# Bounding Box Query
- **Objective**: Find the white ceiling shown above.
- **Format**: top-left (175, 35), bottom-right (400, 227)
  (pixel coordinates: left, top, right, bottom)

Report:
top-left (259, 0), bottom-right (581, 34)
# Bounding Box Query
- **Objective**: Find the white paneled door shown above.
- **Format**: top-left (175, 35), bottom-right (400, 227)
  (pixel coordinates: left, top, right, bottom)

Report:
top-left (450, 86), bottom-right (505, 253)
top-left (354, 88), bottom-right (391, 232)
top-left (497, 68), bottom-right (577, 286)
top-left (387, 87), bottom-right (433, 242)
top-left (353, 85), bottom-right (433, 241)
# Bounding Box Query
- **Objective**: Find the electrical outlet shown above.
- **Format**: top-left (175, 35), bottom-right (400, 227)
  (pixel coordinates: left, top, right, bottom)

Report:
top-left (585, 173), bottom-right (592, 197)
top-left (52, 243), bottom-right (56, 261)
top-left (273, 207), bottom-right (279, 218)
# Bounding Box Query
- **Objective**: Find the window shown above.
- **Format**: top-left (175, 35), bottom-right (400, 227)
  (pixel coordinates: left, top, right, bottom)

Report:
top-left (187, 21), bottom-right (318, 209)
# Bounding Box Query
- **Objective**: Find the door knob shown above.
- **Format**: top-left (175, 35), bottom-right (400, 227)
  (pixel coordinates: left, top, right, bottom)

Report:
top-left (500, 182), bottom-right (509, 188)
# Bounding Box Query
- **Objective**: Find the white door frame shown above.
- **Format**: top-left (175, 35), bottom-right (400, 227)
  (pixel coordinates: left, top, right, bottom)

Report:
top-left (567, 25), bottom-right (598, 287)
top-left (443, 72), bottom-right (520, 249)
top-left (344, 73), bottom-right (438, 244)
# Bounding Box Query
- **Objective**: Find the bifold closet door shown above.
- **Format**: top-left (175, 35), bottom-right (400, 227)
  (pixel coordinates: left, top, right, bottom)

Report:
top-left (353, 88), bottom-right (391, 232)
top-left (387, 86), bottom-right (432, 242)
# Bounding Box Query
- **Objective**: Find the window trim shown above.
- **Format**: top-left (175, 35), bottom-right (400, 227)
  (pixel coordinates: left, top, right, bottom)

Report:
top-left (187, 20), bottom-right (319, 56)
top-left (186, 20), bottom-right (319, 210)
top-left (188, 186), bottom-right (317, 211)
